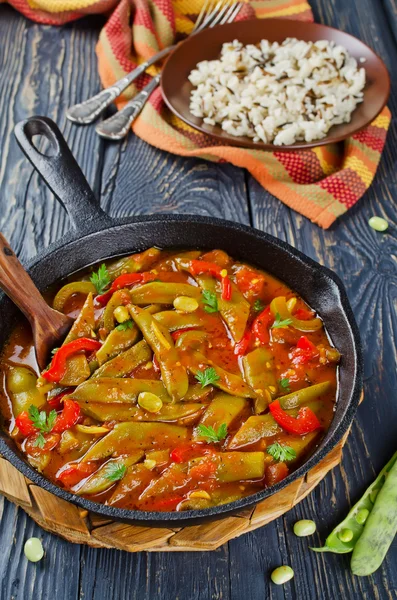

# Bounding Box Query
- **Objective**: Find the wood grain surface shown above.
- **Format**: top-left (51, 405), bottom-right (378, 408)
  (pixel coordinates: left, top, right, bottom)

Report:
top-left (0, 2), bottom-right (396, 599)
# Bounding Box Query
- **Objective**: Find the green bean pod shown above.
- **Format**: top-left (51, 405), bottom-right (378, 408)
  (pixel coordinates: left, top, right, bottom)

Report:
top-left (242, 348), bottom-right (277, 412)
top-left (95, 326), bottom-right (140, 366)
top-left (129, 282), bottom-right (201, 305)
top-left (63, 293), bottom-right (96, 344)
top-left (71, 377), bottom-right (171, 405)
top-left (312, 450), bottom-right (397, 554)
top-left (228, 414), bottom-right (280, 449)
top-left (53, 281), bottom-right (96, 313)
top-left (351, 455), bottom-right (397, 575)
top-left (106, 247), bottom-right (161, 279)
top-left (153, 311), bottom-right (203, 331)
top-left (193, 394), bottom-right (247, 441)
top-left (129, 304), bottom-right (189, 401)
top-left (75, 452), bottom-right (144, 495)
top-left (270, 296), bottom-right (322, 332)
top-left (91, 340), bottom-right (152, 379)
top-left (187, 351), bottom-right (256, 398)
top-left (278, 381), bottom-right (331, 410)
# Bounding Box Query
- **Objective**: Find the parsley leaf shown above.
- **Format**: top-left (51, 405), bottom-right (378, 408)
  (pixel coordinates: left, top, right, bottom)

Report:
top-left (34, 433), bottom-right (46, 449)
top-left (195, 367), bottom-right (220, 388)
top-left (28, 405), bottom-right (57, 434)
top-left (272, 312), bottom-right (293, 329)
top-left (279, 378), bottom-right (291, 393)
top-left (197, 423), bottom-right (228, 443)
top-left (51, 347), bottom-right (60, 356)
top-left (115, 319), bottom-right (134, 332)
top-left (90, 263), bottom-right (111, 295)
top-left (267, 442), bottom-right (297, 462)
top-left (253, 299), bottom-right (264, 312)
top-left (104, 462), bottom-right (127, 482)
top-left (202, 290), bottom-right (218, 313)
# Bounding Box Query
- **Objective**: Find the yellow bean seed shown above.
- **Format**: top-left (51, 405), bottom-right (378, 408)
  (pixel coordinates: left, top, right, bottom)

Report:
top-left (173, 296), bottom-right (199, 313)
top-left (24, 538), bottom-right (44, 563)
top-left (138, 392), bottom-right (163, 413)
top-left (293, 519), bottom-right (316, 537)
top-left (75, 425), bottom-right (109, 435)
top-left (113, 306), bottom-right (130, 323)
top-left (220, 269), bottom-right (228, 278)
top-left (368, 216), bottom-right (388, 232)
top-left (271, 566), bottom-right (294, 585)
top-left (190, 490), bottom-right (211, 500)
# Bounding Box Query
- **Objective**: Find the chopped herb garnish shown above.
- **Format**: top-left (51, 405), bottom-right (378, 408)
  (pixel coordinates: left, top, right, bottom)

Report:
top-left (197, 423), bottom-right (228, 443)
top-left (90, 263), bottom-right (111, 295)
top-left (115, 319), bottom-right (134, 332)
top-left (202, 290), bottom-right (218, 313)
top-left (51, 347), bottom-right (60, 356)
top-left (195, 367), bottom-right (220, 388)
top-left (104, 462), bottom-right (127, 482)
top-left (267, 442), bottom-right (297, 462)
top-left (253, 299), bottom-right (265, 312)
top-left (272, 312), bottom-right (293, 329)
top-left (28, 405), bottom-right (57, 434)
top-left (279, 378), bottom-right (291, 393)
top-left (34, 433), bottom-right (46, 449)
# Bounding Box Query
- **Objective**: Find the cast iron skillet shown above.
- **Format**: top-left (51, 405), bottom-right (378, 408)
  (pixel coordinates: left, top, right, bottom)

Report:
top-left (0, 116), bottom-right (362, 527)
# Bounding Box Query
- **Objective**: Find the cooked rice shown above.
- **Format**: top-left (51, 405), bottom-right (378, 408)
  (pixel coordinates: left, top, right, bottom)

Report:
top-left (188, 38), bottom-right (366, 145)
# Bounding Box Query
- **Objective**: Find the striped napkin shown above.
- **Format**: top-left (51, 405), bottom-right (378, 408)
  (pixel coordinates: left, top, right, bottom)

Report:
top-left (4, 0), bottom-right (390, 228)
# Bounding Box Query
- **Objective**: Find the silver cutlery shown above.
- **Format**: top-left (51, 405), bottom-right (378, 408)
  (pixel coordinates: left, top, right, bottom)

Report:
top-left (66, 0), bottom-right (242, 128)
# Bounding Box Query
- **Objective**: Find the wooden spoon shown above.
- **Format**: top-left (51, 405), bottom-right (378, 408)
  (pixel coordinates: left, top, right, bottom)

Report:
top-left (0, 233), bottom-right (73, 370)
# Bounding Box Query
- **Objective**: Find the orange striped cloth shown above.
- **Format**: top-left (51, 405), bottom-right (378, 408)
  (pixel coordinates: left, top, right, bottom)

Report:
top-left (5, 0), bottom-right (390, 228)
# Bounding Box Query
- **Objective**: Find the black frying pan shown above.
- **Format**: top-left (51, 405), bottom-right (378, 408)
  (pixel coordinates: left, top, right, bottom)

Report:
top-left (0, 116), bottom-right (363, 527)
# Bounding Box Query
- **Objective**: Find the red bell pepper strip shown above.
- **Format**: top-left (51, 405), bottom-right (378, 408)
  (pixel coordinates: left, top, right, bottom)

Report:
top-left (294, 308), bottom-right (315, 320)
top-left (52, 399), bottom-right (81, 433)
top-left (269, 399), bottom-right (322, 435)
top-left (189, 260), bottom-right (232, 301)
top-left (235, 267), bottom-right (265, 298)
top-left (56, 462), bottom-right (97, 487)
top-left (147, 495), bottom-right (185, 512)
top-left (189, 459), bottom-right (217, 479)
top-left (47, 389), bottom-right (72, 410)
top-left (290, 335), bottom-right (319, 365)
top-left (234, 328), bottom-right (252, 356)
top-left (96, 272), bottom-right (156, 304)
top-left (170, 444), bottom-right (211, 463)
top-left (15, 412), bottom-right (37, 436)
top-left (43, 338), bottom-right (102, 383)
top-left (252, 306), bottom-right (273, 345)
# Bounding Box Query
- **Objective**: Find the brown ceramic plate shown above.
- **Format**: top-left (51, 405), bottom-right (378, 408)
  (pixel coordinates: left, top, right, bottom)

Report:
top-left (161, 19), bottom-right (390, 151)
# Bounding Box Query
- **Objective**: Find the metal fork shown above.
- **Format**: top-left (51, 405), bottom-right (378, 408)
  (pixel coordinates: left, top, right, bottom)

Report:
top-left (66, 0), bottom-right (242, 130)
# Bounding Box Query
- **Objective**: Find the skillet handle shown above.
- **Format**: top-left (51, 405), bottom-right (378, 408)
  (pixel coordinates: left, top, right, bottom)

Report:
top-left (14, 116), bottom-right (112, 231)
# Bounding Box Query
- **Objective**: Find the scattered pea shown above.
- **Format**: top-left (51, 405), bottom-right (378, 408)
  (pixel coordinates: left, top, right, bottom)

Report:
top-left (293, 519), bottom-right (317, 537)
top-left (173, 296), bottom-right (199, 313)
top-left (190, 490), bottom-right (211, 500)
top-left (138, 392), bottom-right (163, 413)
top-left (368, 216), bottom-right (388, 232)
top-left (338, 528), bottom-right (353, 543)
top-left (113, 306), bottom-right (130, 323)
top-left (24, 537), bottom-right (44, 563)
top-left (271, 566), bottom-right (294, 585)
top-left (355, 508), bottom-right (370, 525)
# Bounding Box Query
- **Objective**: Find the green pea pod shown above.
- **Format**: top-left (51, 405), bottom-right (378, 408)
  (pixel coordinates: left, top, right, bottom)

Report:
top-left (228, 414), bottom-right (280, 449)
top-left (193, 394), bottom-right (247, 441)
top-left (312, 450), bottom-right (397, 555)
top-left (102, 289), bottom-right (132, 331)
top-left (189, 451), bottom-right (265, 482)
top-left (129, 282), bottom-right (201, 305)
top-left (175, 330), bottom-right (207, 353)
top-left (196, 275), bottom-right (250, 343)
top-left (63, 293), bottom-right (96, 344)
top-left (242, 348), bottom-right (277, 413)
top-left (75, 452), bottom-right (144, 495)
top-left (129, 305), bottom-right (189, 401)
top-left (96, 326), bottom-right (140, 366)
top-left (77, 402), bottom-right (139, 422)
top-left (82, 422), bottom-right (188, 461)
top-left (7, 367), bottom-right (45, 416)
top-left (153, 311), bottom-right (203, 332)
top-left (183, 383), bottom-right (213, 402)
top-left (53, 281), bottom-right (96, 313)
top-left (83, 402), bottom-right (204, 423)
top-left (107, 247), bottom-right (161, 279)
top-left (351, 455), bottom-right (397, 575)
top-left (188, 351), bottom-right (256, 398)
top-left (138, 463), bottom-right (188, 502)
top-left (59, 354), bottom-right (91, 386)
top-left (278, 381), bottom-right (331, 410)
top-left (270, 296), bottom-right (322, 332)
top-left (71, 377), bottom-right (171, 405)
top-left (91, 340), bottom-right (152, 379)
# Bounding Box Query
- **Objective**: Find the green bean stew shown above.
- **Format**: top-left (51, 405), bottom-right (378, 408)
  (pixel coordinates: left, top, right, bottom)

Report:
top-left (0, 248), bottom-right (340, 512)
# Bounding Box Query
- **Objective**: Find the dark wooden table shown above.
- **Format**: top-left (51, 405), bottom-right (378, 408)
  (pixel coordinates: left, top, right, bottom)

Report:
top-left (0, 2), bottom-right (396, 598)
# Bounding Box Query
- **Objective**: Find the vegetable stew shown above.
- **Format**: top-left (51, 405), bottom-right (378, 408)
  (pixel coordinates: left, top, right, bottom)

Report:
top-left (0, 248), bottom-right (340, 512)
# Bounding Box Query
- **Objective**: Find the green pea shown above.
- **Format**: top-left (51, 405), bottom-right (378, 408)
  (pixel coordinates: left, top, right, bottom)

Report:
top-left (369, 488), bottom-right (379, 504)
top-left (293, 519), bottom-right (316, 537)
top-left (368, 216), bottom-right (388, 232)
top-left (24, 537), bottom-right (44, 562)
top-left (338, 528), bottom-right (353, 543)
top-left (355, 508), bottom-right (370, 525)
top-left (271, 566), bottom-right (294, 585)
